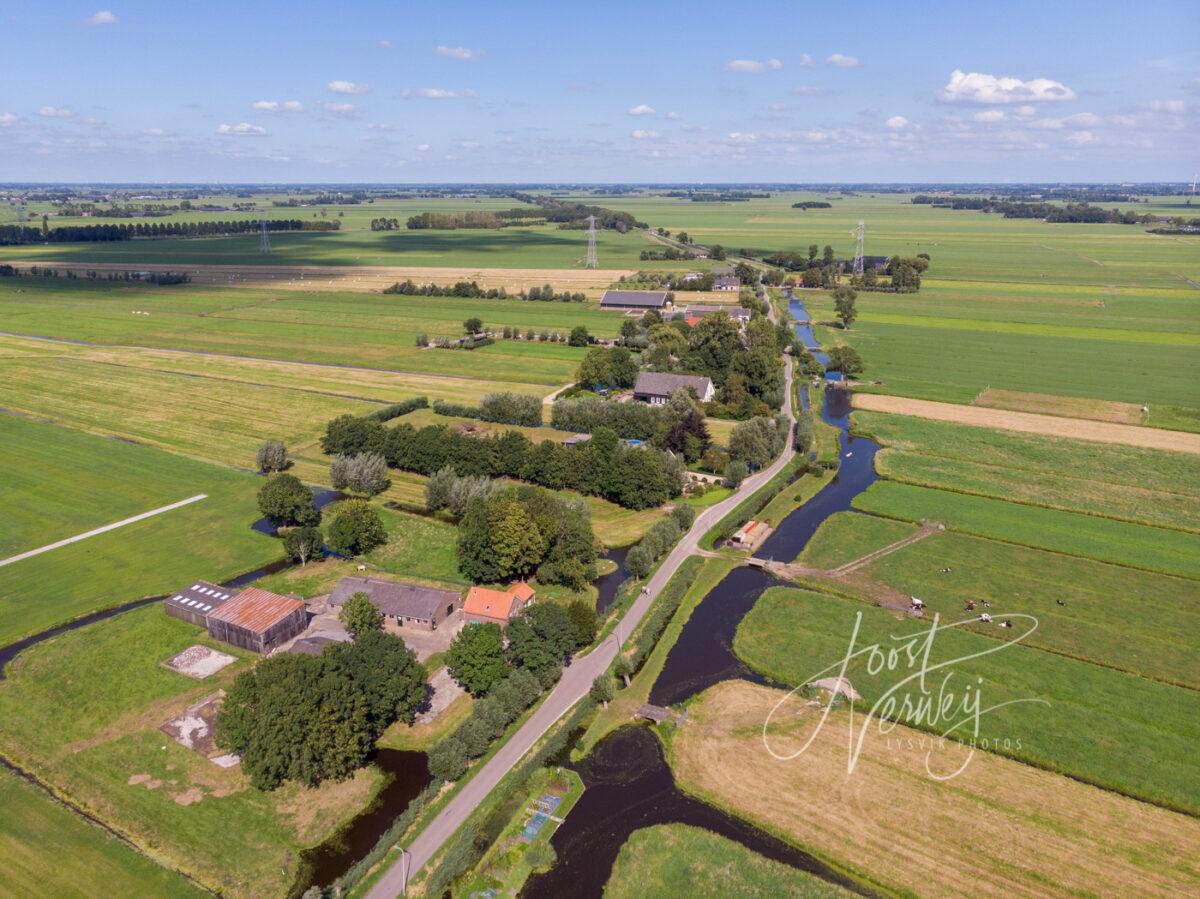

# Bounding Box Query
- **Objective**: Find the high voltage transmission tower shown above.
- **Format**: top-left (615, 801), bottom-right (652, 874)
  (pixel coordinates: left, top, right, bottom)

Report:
top-left (585, 215), bottom-right (598, 268)
top-left (851, 219), bottom-right (865, 276)
top-left (259, 215), bottom-right (272, 254)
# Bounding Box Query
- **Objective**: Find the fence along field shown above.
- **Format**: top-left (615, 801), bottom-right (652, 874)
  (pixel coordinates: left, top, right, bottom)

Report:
top-left (794, 511), bottom-right (1200, 688)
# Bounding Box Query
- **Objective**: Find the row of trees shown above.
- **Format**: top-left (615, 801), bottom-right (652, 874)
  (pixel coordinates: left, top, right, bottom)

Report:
top-left (430, 599), bottom-right (597, 780)
top-left (912, 195), bottom-right (1156, 224)
top-left (625, 504), bottom-right (695, 578)
top-left (215, 630), bottom-right (426, 790)
top-left (432, 391), bottom-right (545, 427)
top-left (320, 414), bottom-right (684, 510)
top-left (382, 279), bottom-right (586, 302)
top-left (0, 218), bottom-right (337, 245)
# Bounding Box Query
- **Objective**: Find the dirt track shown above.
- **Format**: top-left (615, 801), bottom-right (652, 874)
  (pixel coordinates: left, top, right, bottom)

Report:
top-left (5, 260), bottom-right (633, 293)
top-left (853, 393), bottom-right (1200, 455)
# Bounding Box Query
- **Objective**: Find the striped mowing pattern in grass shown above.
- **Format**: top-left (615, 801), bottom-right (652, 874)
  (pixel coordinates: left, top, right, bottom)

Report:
top-left (852, 482), bottom-right (1200, 580)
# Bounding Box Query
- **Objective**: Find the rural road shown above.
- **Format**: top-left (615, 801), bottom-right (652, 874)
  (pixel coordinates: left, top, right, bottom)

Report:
top-left (367, 351), bottom-right (796, 897)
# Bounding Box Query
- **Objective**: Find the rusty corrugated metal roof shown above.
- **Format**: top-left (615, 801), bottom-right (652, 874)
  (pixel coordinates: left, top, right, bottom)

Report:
top-left (207, 587), bottom-right (303, 633)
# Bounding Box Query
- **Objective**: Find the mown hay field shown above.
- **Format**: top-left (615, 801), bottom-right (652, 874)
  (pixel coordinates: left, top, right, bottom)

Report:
top-left (671, 680), bottom-right (1200, 898)
top-left (854, 410), bottom-right (1200, 532)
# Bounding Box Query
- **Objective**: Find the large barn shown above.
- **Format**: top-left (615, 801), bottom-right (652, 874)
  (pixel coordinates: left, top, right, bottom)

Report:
top-left (599, 290), bottom-right (670, 312)
top-left (204, 587), bottom-right (307, 653)
top-left (633, 371), bottom-right (715, 405)
top-left (329, 576), bottom-right (462, 631)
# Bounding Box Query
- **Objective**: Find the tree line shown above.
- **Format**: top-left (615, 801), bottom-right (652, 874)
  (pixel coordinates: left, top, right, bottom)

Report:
top-left (320, 414), bottom-right (684, 510)
top-left (0, 218), bottom-right (338, 245)
top-left (382, 279), bottom-right (586, 302)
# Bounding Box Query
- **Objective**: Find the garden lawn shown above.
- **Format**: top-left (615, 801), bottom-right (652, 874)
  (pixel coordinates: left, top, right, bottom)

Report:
top-left (603, 824), bottom-right (849, 898)
top-left (734, 588), bottom-right (1200, 814)
top-left (0, 606), bottom-right (390, 897)
top-left (852, 481), bottom-right (1200, 579)
top-left (0, 420), bottom-right (281, 646)
top-left (0, 768), bottom-right (208, 899)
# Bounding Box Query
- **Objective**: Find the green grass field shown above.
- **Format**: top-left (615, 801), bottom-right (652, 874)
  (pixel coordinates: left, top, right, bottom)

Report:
top-left (853, 481), bottom-right (1200, 579)
top-left (798, 512), bottom-right (1200, 687)
top-left (0, 416), bottom-right (281, 646)
top-left (0, 606), bottom-right (392, 896)
top-left (855, 411), bottom-right (1200, 532)
top-left (603, 824), bottom-right (849, 898)
top-left (735, 588), bottom-right (1200, 814)
top-left (0, 278), bottom-right (613, 375)
top-left (0, 768), bottom-right (208, 899)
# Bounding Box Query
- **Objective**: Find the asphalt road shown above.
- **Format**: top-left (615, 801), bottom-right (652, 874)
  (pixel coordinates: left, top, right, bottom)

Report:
top-left (369, 300), bottom-right (796, 897)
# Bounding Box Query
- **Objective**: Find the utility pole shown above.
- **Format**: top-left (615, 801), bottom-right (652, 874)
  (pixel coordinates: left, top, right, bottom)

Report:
top-left (585, 215), bottom-right (598, 268)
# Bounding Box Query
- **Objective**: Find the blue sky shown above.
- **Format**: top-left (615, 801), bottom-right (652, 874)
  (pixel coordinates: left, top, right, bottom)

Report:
top-left (1, 1), bottom-right (1197, 182)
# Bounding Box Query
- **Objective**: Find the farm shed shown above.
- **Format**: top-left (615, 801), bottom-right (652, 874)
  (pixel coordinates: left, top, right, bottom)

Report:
top-left (682, 304), bottom-right (752, 323)
top-left (205, 587), bottom-right (307, 653)
top-left (329, 576), bottom-right (462, 631)
top-left (713, 275), bottom-right (741, 291)
top-left (163, 580), bottom-right (234, 627)
top-left (633, 371), bottom-right (715, 405)
top-left (599, 290), bottom-right (670, 311)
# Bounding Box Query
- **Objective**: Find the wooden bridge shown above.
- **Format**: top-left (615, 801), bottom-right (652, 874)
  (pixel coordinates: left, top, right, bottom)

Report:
top-left (636, 704), bottom-right (685, 726)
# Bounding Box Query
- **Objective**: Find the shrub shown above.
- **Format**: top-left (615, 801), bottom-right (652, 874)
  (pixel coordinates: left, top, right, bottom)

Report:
top-left (427, 738), bottom-right (469, 781)
top-left (326, 500), bottom-right (387, 557)
top-left (256, 439), bottom-right (290, 472)
top-left (671, 503), bottom-right (696, 530)
top-left (340, 592), bottom-right (383, 638)
top-left (725, 459), bottom-right (749, 486)
top-left (364, 396), bottom-right (428, 422)
top-left (330, 452), bottom-right (390, 496)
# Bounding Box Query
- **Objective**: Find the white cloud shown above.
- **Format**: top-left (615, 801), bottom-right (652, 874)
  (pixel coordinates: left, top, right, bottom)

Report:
top-left (826, 53), bottom-right (859, 68)
top-left (627, 104), bottom-right (655, 116)
top-left (328, 80), bottom-right (368, 95)
top-left (939, 69), bottom-right (1075, 104)
top-left (886, 115), bottom-right (909, 129)
top-left (436, 45), bottom-right (482, 60)
top-left (463, 88), bottom-right (478, 98)
top-left (1066, 130), bottom-right (1097, 145)
top-left (1014, 105), bottom-right (1037, 118)
top-left (726, 131), bottom-right (758, 143)
top-left (141, 127), bottom-right (165, 136)
top-left (973, 110), bottom-right (1005, 122)
top-left (460, 140), bottom-right (481, 149)
top-left (322, 102), bottom-right (356, 116)
top-left (1148, 99), bottom-right (1185, 113)
top-left (631, 129), bottom-right (658, 139)
top-left (403, 87), bottom-right (460, 100)
top-left (253, 100), bottom-right (302, 112)
top-left (665, 111), bottom-right (681, 120)
top-left (1107, 113), bottom-right (1138, 128)
top-left (724, 59), bottom-right (780, 74)
top-left (1065, 112), bottom-right (1100, 126)
top-left (377, 39), bottom-right (393, 49)
top-left (1031, 117), bottom-right (1064, 129)
top-left (799, 53), bottom-right (814, 67)
top-left (415, 143), bottom-right (430, 151)
top-left (792, 85), bottom-right (825, 97)
top-left (38, 106), bottom-right (74, 118)
top-left (0, 112), bottom-right (17, 126)
top-left (217, 122), bottom-right (266, 135)
top-left (83, 10), bottom-right (117, 26)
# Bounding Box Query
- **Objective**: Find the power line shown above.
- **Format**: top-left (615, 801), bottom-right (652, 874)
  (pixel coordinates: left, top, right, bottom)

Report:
top-left (259, 215), bottom-right (271, 255)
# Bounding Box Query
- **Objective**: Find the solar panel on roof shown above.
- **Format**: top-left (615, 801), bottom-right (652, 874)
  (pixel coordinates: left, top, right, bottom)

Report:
top-left (191, 584), bottom-right (201, 590)
top-left (201, 604), bottom-right (211, 612)
top-left (172, 595), bottom-right (182, 601)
